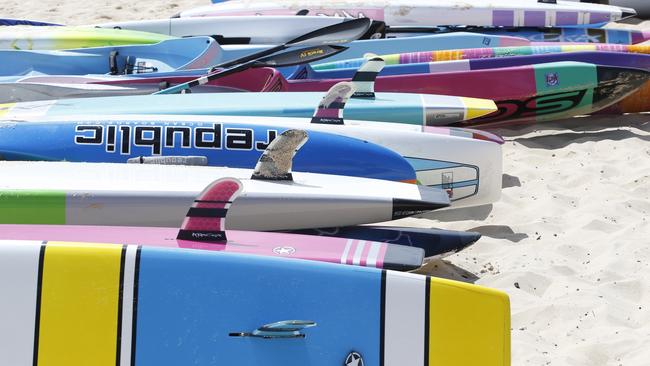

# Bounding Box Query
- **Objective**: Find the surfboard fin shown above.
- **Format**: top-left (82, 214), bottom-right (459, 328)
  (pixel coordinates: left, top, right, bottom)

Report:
top-left (126, 156), bottom-right (208, 166)
top-left (176, 177), bottom-right (243, 243)
top-left (351, 57), bottom-right (385, 99)
top-left (251, 129), bottom-right (308, 181)
top-left (311, 81), bottom-right (355, 125)
top-left (229, 320), bottom-right (317, 339)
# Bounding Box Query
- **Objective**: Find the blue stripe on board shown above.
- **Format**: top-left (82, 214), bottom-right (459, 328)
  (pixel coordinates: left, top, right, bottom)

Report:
top-left (134, 247), bottom-right (382, 366)
top-left (405, 157), bottom-right (462, 171)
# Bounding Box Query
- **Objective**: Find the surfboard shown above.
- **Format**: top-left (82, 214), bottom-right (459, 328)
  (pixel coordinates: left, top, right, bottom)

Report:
top-left (0, 120), bottom-right (417, 183)
top-left (0, 160), bottom-right (450, 230)
top-left (0, 25), bottom-right (172, 50)
top-left (0, 89), bottom-right (496, 126)
top-left (97, 15), bottom-right (352, 44)
top-left (0, 100), bottom-right (503, 209)
top-left (0, 36), bottom-right (219, 76)
top-left (312, 44), bottom-right (650, 71)
top-left (182, 0), bottom-right (635, 27)
top-left (0, 224), bottom-right (425, 270)
top-left (0, 174), bottom-right (431, 270)
top-left (406, 25), bottom-right (650, 45)
top-left (285, 61), bottom-right (650, 126)
top-left (0, 239), bottom-right (511, 366)
top-left (300, 51), bottom-right (650, 79)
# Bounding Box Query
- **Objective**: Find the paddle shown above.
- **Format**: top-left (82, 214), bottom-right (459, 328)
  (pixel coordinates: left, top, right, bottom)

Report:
top-left (154, 18), bottom-right (370, 95)
top-left (174, 45), bottom-right (348, 85)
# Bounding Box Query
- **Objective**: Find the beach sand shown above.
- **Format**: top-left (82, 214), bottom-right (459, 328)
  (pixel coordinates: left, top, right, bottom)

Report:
top-left (1, 1), bottom-right (649, 365)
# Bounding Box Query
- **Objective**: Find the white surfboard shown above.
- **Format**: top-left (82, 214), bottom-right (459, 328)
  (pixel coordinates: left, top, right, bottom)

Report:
top-left (0, 160), bottom-right (450, 230)
top-left (180, 0), bottom-right (636, 27)
top-left (96, 16), bottom-right (352, 45)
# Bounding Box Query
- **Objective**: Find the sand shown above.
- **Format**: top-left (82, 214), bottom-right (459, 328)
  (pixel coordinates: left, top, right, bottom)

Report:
top-left (1, 1), bottom-right (649, 365)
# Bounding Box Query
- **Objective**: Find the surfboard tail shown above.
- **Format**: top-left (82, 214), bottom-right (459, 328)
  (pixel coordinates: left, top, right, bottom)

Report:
top-left (383, 271), bottom-right (511, 366)
top-left (177, 177), bottom-right (243, 243)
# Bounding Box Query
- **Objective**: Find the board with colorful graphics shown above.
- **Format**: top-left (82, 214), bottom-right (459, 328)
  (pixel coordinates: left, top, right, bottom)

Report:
top-left (311, 44), bottom-right (650, 71)
top-left (181, 0), bottom-right (635, 27)
top-left (0, 89), bottom-right (496, 127)
top-left (0, 240), bottom-right (511, 366)
top-left (0, 25), bottom-right (173, 50)
top-left (411, 26), bottom-right (650, 45)
top-left (0, 119), bottom-right (417, 183)
top-left (285, 62), bottom-right (650, 126)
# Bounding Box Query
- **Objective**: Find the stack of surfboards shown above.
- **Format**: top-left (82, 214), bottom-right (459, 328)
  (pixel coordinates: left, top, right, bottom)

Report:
top-left (5, 0), bottom-right (649, 364)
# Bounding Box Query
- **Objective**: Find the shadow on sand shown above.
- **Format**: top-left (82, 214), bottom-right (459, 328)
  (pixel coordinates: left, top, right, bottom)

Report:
top-left (413, 259), bottom-right (480, 284)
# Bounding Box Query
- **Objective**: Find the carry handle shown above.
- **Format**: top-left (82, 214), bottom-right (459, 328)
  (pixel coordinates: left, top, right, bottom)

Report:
top-left (229, 320), bottom-right (316, 339)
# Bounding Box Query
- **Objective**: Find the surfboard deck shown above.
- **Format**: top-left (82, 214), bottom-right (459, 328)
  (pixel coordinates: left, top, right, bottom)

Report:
top-left (0, 240), bottom-right (511, 366)
top-left (287, 62), bottom-right (650, 126)
top-left (0, 161), bottom-right (448, 230)
top-left (0, 224), bottom-right (425, 271)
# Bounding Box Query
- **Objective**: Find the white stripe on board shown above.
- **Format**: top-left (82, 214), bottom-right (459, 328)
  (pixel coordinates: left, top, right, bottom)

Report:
top-left (0, 240), bottom-right (41, 365)
top-left (514, 9), bottom-right (525, 26)
top-left (352, 240), bottom-right (366, 266)
top-left (119, 245), bottom-right (138, 366)
top-left (341, 239), bottom-right (353, 264)
top-left (366, 242), bottom-right (381, 268)
top-left (384, 271), bottom-right (426, 366)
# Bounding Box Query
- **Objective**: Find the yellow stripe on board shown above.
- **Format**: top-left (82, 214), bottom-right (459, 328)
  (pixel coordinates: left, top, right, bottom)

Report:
top-left (0, 103), bottom-right (15, 118)
top-left (427, 277), bottom-right (511, 366)
top-left (460, 97), bottom-right (498, 121)
top-left (37, 242), bottom-right (123, 366)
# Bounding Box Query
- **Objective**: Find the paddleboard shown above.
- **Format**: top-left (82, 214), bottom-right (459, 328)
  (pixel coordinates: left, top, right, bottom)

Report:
top-left (0, 240), bottom-right (511, 366)
top-left (299, 51), bottom-right (650, 79)
top-left (0, 120), bottom-right (418, 183)
top-left (0, 105), bottom-right (503, 208)
top-left (312, 44), bottom-right (650, 70)
top-left (0, 67), bottom-right (286, 103)
top-left (287, 62), bottom-right (650, 126)
top-left (410, 25), bottom-right (650, 44)
top-left (0, 36), bottom-right (220, 76)
top-left (0, 160), bottom-right (449, 230)
top-left (0, 224), bottom-right (425, 270)
top-left (0, 89), bottom-right (496, 126)
top-left (97, 15), bottom-right (352, 44)
top-left (182, 0), bottom-right (635, 27)
top-left (0, 174), bottom-right (431, 270)
top-left (0, 25), bottom-right (172, 50)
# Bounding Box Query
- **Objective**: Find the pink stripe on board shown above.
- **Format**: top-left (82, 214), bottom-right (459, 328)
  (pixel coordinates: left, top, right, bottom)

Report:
top-left (461, 48), bottom-right (496, 59)
top-left (375, 243), bottom-right (388, 269)
top-left (316, 108), bottom-right (341, 119)
top-left (346, 240), bottom-right (356, 265)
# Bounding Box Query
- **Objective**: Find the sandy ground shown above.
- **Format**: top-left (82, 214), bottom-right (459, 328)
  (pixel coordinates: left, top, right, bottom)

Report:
top-left (1, 1), bottom-right (649, 365)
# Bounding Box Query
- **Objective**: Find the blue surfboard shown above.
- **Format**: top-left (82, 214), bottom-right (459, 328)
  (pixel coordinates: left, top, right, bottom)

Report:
top-left (0, 119), bottom-right (416, 182)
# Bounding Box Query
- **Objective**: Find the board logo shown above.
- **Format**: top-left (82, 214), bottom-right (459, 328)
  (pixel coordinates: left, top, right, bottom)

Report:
top-left (344, 351), bottom-right (364, 366)
top-left (545, 72), bottom-right (559, 87)
top-left (273, 246), bottom-right (296, 255)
